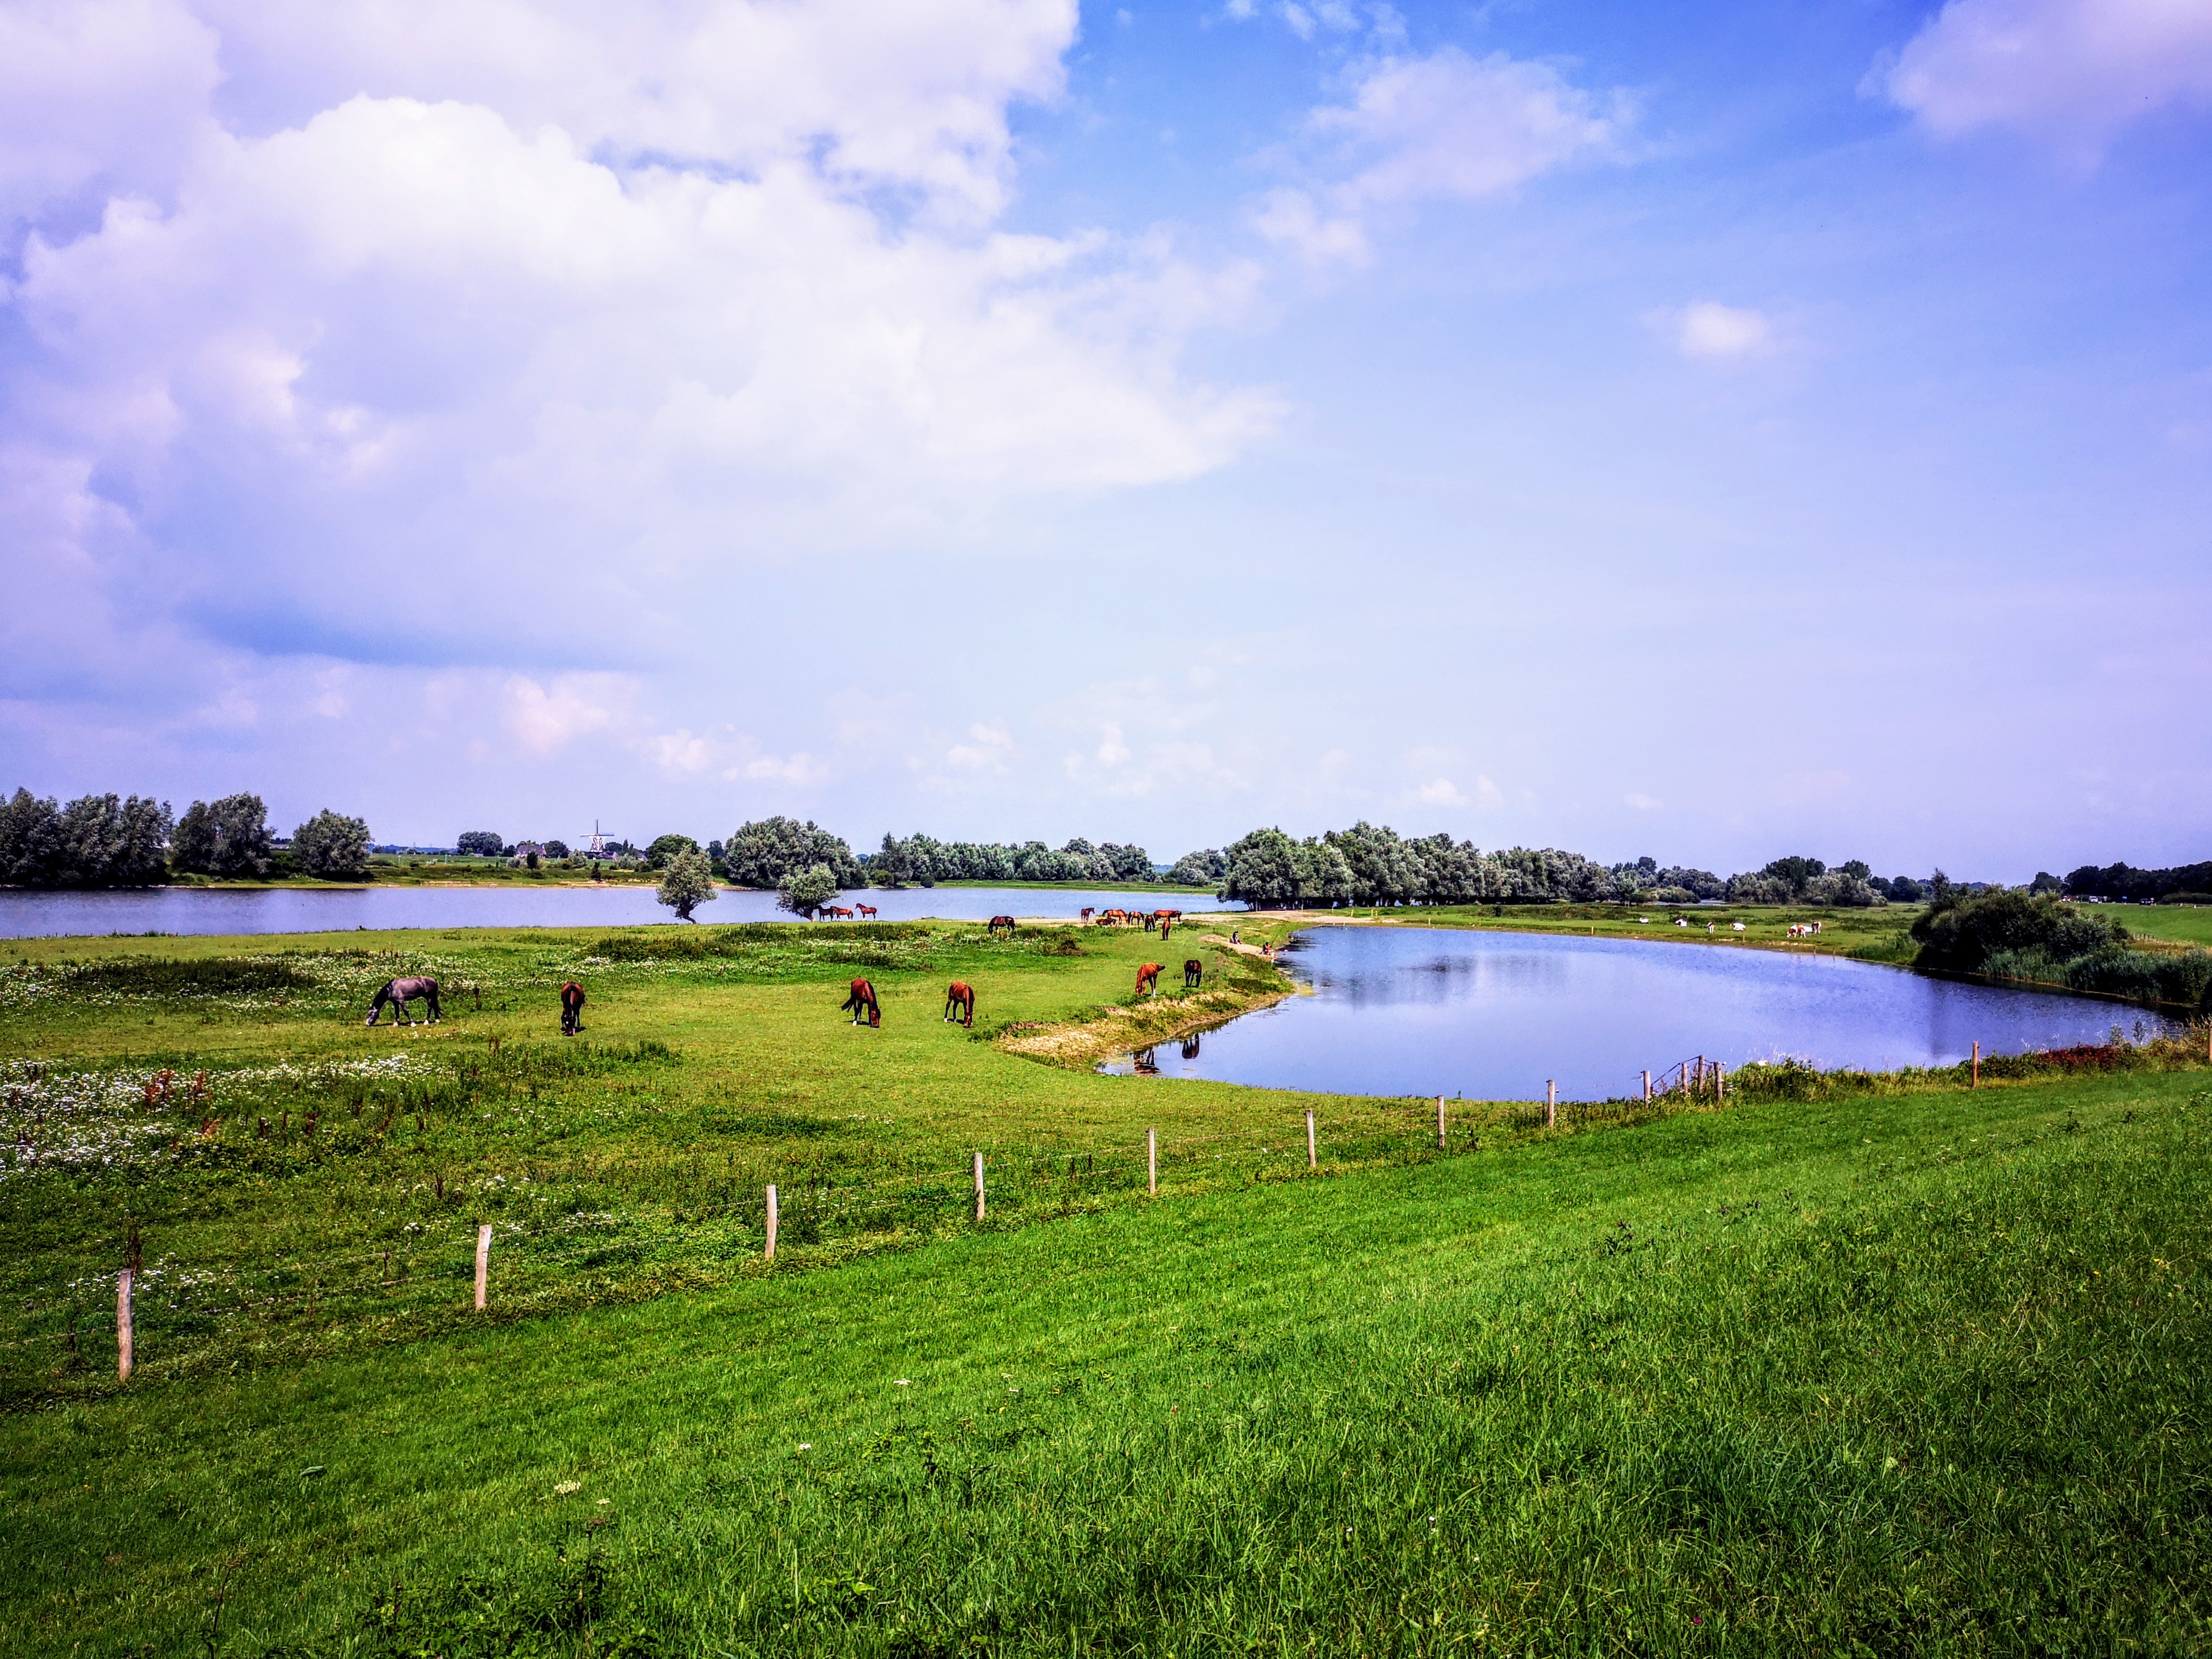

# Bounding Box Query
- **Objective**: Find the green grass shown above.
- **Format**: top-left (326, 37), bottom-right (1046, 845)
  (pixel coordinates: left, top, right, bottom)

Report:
top-left (2120, 903), bottom-right (2212, 949)
top-left (1280, 900), bottom-right (1922, 965)
top-left (6, 920), bottom-right (2211, 1655)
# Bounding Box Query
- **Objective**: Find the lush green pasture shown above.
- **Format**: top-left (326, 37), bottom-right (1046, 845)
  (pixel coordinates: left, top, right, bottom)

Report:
top-left (2120, 903), bottom-right (2212, 949)
top-left (1294, 901), bottom-right (1920, 964)
top-left (7, 920), bottom-right (2211, 1655)
top-left (6, 1058), bottom-right (2210, 1655)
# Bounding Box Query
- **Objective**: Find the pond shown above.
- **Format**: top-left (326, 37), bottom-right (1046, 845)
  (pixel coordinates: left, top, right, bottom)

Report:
top-left (1106, 925), bottom-right (2171, 1101)
top-left (0, 884), bottom-right (1226, 940)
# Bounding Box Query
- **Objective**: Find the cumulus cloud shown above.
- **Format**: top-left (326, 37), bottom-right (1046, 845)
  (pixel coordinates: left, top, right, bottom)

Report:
top-left (1659, 301), bottom-right (1774, 359)
top-left (1255, 48), bottom-right (1627, 263)
top-left (1876, 0), bottom-right (2212, 154)
top-left (1, 0), bottom-right (1277, 744)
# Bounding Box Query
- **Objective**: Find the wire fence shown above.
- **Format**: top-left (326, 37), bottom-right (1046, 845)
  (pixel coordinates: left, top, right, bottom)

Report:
top-left (12, 1077), bottom-right (1732, 1395)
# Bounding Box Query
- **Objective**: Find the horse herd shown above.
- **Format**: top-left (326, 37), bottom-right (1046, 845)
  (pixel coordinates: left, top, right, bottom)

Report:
top-left (362, 909), bottom-right (1206, 1039)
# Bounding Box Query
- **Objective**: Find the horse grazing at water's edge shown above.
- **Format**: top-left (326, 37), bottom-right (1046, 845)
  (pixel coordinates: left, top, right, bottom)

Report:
top-left (1080, 907), bottom-right (1096, 922)
top-left (944, 981), bottom-right (975, 1027)
top-left (1183, 958), bottom-right (1203, 989)
top-left (854, 903), bottom-right (878, 919)
top-left (559, 981), bottom-right (586, 1036)
top-left (1135, 962), bottom-right (1163, 996)
top-left (1096, 909), bottom-right (1127, 927)
top-left (367, 977), bottom-right (441, 1026)
top-left (987, 915), bottom-right (1017, 939)
top-left (841, 978), bottom-right (881, 1027)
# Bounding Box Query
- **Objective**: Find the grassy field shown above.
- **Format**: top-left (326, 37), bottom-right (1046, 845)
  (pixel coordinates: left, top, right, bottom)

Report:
top-left (2116, 903), bottom-right (2212, 949)
top-left (5, 917), bottom-right (2210, 1654)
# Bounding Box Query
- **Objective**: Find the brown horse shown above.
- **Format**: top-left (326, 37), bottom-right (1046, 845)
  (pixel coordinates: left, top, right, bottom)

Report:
top-left (1159, 920), bottom-right (1173, 942)
top-left (1143, 913), bottom-right (1157, 932)
top-left (987, 915), bottom-right (1016, 938)
top-left (1080, 907), bottom-right (1096, 922)
top-left (825, 906), bottom-right (856, 919)
top-left (367, 976), bottom-right (441, 1026)
top-left (1097, 908), bottom-right (1127, 926)
top-left (1135, 962), bottom-right (1163, 996)
top-left (841, 978), bottom-right (881, 1027)
top-left (944, 981), bottom-right (975, 1027)
top-left (559, 981), bottom-right (586, 1036)
top-left (854, 903), bottom-right (878, 919)
top-left (1183, 958), bottom-right (1203, 988)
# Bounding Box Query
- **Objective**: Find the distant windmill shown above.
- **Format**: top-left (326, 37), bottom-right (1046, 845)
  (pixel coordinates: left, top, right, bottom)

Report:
top-left (581, 820), bottom-right (620, 859)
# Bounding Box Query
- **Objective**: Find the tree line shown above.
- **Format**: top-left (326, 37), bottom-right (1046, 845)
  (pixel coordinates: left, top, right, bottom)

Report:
top-left (1216, 824), bottom-right (1929, 910)
top-left (0, 788), bottom-right (370, 886)
top-left (2049, 860), bottom-right (2212, 904)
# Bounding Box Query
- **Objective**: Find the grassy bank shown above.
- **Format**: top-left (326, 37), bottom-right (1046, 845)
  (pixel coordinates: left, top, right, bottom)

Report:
top-left (6, 920), bottom-right (2212, 1654)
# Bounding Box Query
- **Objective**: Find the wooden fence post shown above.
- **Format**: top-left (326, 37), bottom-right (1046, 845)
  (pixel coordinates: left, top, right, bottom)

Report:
top-left (765, 1185), bottom-right (779, 1260)
top-left (974, 1151), bottom-right (986, 1222)
top-left (1306, 1109), bottom-right (1317, 1170)
top-left (1437, 1096), bottom-right (1446, 1149)
top-left (1148, 1128), bottom-right (1157, 1196)
top-left (1716, 1063), bottom-right (1726, 1102)
top-left (1642, 1069), bottom-right (1651, 1104)
top-left (1972, 1041), bottom-right (1980, 1089)
top-left (116, 1268), bottom-right (134, 1383)
top-left (1546, 1080), bottom-right (1557, 1129)
top-left (474, 1224), bottom-right (493, 1310)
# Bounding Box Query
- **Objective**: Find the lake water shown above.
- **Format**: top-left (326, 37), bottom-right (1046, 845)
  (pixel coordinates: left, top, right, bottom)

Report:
top-left (1107, 925), bottom-right (2169, 1101)
top-left (0, 884), bottom-right (1226, 940)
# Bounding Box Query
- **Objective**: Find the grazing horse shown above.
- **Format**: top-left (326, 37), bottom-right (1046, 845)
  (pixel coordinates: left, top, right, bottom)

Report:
top-left (1183, 958), bottom-right (1203, 989)
top-left (1097, 908), bottom-right (1127, 926)
top-left (367, 976), bottom-right (441, 1026)
top-left (987, 914), bottom-right (1017, 939)
top-left (1159, 920), bottom-right (1173, 943)
top-left (944, 981), bottom-right (975, 1027)
top-left (559, 981), bottom-right (586, 1036)
top-left (855, 903), bottom-right (878, 919)
top-left (1080, 907), bottom-right (1096, 922)
top-left (1135, 962), bottom-right (1163, 996)
top-left (841, 978), bottom-right (881, 1027)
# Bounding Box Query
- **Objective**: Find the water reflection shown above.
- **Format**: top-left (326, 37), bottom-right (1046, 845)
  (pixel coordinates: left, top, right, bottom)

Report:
top-left (1103, 925), bottom-right (2175, 1101)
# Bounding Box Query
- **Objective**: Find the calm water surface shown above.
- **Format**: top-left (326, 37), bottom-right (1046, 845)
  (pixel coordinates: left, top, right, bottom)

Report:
top-left (0, 884), bottom-right (1225, 939)
top-left (1109, 925), bottom-right (2168, 1101)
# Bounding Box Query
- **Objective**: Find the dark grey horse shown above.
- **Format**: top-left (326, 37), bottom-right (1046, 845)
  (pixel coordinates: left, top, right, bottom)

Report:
top-left (367, 976), bottom-right (441, 1026)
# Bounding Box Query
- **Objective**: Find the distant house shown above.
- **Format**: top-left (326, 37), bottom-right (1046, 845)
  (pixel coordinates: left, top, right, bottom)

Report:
top-left (515, 841), bottom-right (545, 859)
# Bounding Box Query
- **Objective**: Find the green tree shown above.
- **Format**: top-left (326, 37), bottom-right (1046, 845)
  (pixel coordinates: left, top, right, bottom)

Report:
top-left (1222, 828), bottom-right (1302, 908)
top-left (657, 847), bottom-right (718, 922)
top-left (456, 830), bottom-right (503, 858)
top-left (724, 817), bottom-right (861, 889)
top-left (646, 833), bottom-right (698, 871)
top-left (292, 810), bottom-right (371, 879)
top-left (172, 793), bottom-right (273, 877)
top-left (777, 862), bottom-right (840, 918)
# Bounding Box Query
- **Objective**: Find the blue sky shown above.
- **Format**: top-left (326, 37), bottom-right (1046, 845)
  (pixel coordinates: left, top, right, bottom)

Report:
top-left (2, 0), bottom-right (2207, 878)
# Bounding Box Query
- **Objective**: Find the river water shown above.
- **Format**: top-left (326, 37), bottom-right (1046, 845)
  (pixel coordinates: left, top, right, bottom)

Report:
top-left (1105, 924), bottom-right (2169, 1101)
top-left (0, 884), bottom-right (1226, 939)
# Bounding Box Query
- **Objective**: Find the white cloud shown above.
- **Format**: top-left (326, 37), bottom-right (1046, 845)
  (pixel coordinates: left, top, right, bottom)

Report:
top-left (1415, 778), bottom-right (1465, 806)
top-left (1281, 3), bottom-right (1315, 40)
top-left (1315, 48), bottom-right (1625, 206)
top-left (1, 0), bottom-right (1277, 706)
top-left (1877, 0), bottom-right (2212, 153)
top-left (946, 720), bottom-right (1015, 773)
top-left (1661, 302), bottom-right (1774, 359)
top-left (500, 673), bottom-right (628, 756)
top-left (1255, 48), bottom-right (1627, 263)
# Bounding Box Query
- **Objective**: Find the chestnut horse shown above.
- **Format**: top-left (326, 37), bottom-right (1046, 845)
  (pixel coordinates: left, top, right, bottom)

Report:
top-left (987, 915), bottom-right (1017, 938)
top-left (841, 978), bottom-right (881, 1027)
top-left (1080, 907), bottom-right (1096, 922)
top-left (944, 981), bottom-right (975, 1027)
top-left (1183, 958), bottom-right (1203, 989)
top-left (855, 903), bottom-right (878, 919)
top-left (1135, 962), bottom-right (1163, 996)
top-left (559, 981), bottom-right (586, 1036)
top-left (367, 976), bottom-right (440, 1026)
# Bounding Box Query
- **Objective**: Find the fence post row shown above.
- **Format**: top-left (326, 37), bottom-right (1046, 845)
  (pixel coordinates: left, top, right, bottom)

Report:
top-left (974, 1151), bottom-right (986, 1222)
top-left (1306, 1109), bottom-right (1317, 1170)
top-left (765, 1184), bottom-right (779, 1260)
top-left (1148, 1128), bottom-right (1158, 1196)
top-left (116, 1268), bottom-right (134, 1383)
top-left (474, 1224), bottom-right (493, 1311)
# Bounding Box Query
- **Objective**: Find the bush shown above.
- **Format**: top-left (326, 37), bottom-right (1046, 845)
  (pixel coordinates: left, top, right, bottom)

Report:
top-left (1916, 891), bottom-right (2211, 1010)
